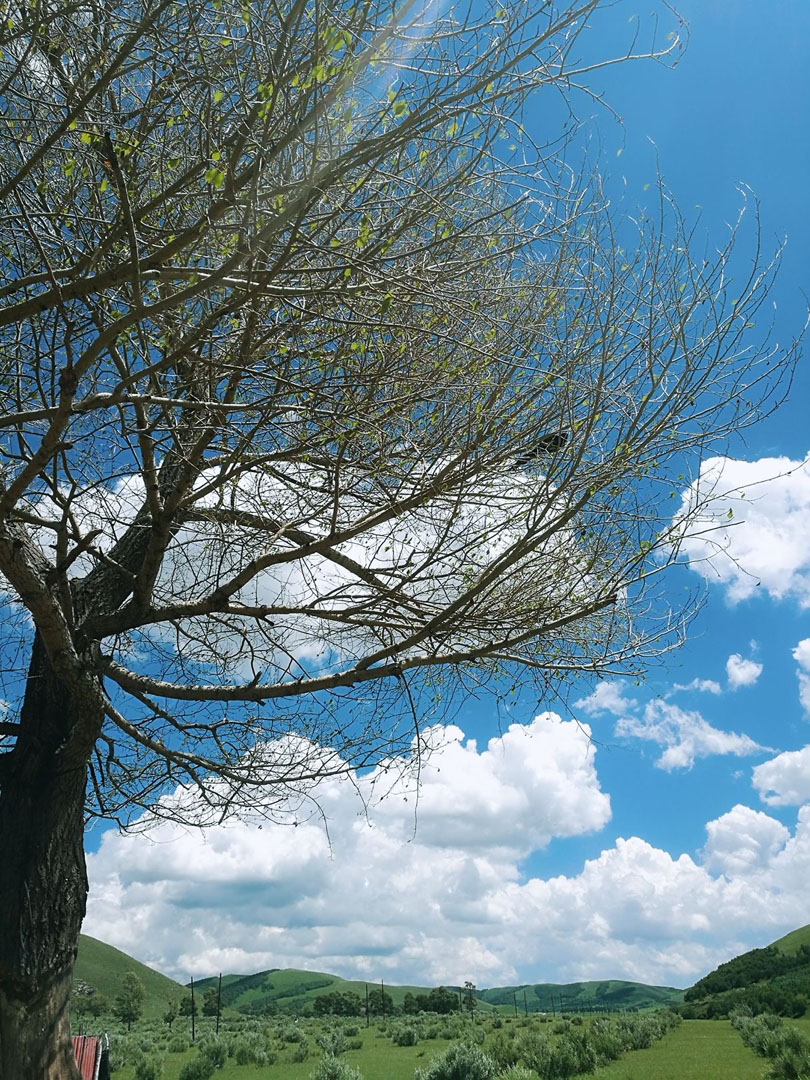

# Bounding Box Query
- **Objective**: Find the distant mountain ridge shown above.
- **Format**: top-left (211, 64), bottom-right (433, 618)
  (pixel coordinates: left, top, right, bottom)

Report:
top-left (191, 967), bottom-right (684, 1015)
top-left (477, 979), bottom-right (683, 1014)
top-left (74, 935), bottom-right (684, 1017)
top-left (72, 923), bottom-right (810, 1022)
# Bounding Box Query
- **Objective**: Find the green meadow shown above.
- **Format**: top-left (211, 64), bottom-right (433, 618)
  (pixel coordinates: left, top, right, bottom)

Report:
top-left (102, 1011), bottom-right (779, 1080)
top-left (594, 1020), bottom-right (764, 1080)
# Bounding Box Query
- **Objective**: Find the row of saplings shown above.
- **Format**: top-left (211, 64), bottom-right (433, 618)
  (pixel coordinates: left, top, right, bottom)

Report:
top-left (119, 1009), bottom-right (682, 1080)
top-left (730, 1007), bottom-right (810, 1080)
top-left (407, 1012), bottom-right (683, 1080)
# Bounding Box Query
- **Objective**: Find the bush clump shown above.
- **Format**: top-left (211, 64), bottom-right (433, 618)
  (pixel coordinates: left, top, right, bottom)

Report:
top-left (133, 1055), bottom-right (164, 1080)
top-left (316, 1029), bottom-right (348, 1056)
top-left (177, 1056), bottom-right (215, 1080)
top-left (309, 1055), bottom-right (366, 1080)
top-left (415, 1042), bottom-right (498, 1080)
top-left (392, 1026), bottom-right (418, 1046)
top-left (289, 1038), bottom-right (310, 1063)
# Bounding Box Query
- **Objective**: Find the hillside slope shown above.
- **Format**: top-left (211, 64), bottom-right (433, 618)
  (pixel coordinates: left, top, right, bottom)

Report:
top-left (682, 924), bottom-right (810, 1019)
top-left (191, 968), bottom-right (472, 1016)
top-left (74, 935), bottom-right (184, 1019)
top-left (71, 934), bottom-right (685, 1020)
top-left (192, 967), bottom-right (682, 1016)
top-left (478, 979), bottom-right (683, 1014)
top-left (772, 925), bottom-right (810, 956)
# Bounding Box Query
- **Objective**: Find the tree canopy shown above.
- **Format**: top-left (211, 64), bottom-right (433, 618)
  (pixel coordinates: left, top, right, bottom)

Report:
top-left (0, 0), bottom-right (797, 1073)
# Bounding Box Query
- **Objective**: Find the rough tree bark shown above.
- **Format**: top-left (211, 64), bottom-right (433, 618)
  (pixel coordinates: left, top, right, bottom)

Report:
top-left (0, 636), bottom-right (99, 1079)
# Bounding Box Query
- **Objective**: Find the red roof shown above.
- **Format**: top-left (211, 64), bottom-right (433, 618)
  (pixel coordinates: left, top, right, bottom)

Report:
top-left (72, 1036), bottom-right (101, 1080)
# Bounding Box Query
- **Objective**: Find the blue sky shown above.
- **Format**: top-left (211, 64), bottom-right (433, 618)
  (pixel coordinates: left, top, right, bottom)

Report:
top-left (83, 2), bottom-right (810, 991)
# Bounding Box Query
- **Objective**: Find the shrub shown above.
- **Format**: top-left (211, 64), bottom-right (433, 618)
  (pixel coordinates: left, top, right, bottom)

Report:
top-left (488, 1031), bottom-right (520, 1072)
top-left (177, 1056), bottom-right (215, 1080)
top-left (316, 1029), bottom-right (348, 1056)
top-left (546, 1032), bottom-right (596, 1079)
top-left (392, 1026), bottom-right (418, 1046)
top-left (134, 1055), bottom-right (164, 1080)
top-left (199, 1036), bottom-right (227, 1068)
top-left (234, 1035), bottom-right (272, 1066)
top-left (588, 1021), bottom-right (624, 1065)
top-left (168, 1036), bottom-right (188, 1053)
top-left (515, 1031), bottom-right (551, 1076)
top-left (309, 1054), bottom-right (366, 1080)
top-left (415, 1043), bottom-right (498, 1080)
top-left (289, 1039), bottom-right (310, 1063)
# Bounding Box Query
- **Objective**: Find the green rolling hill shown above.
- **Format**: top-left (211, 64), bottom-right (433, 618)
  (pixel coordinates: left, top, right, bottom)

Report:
top-left (681, 923), bottom-right (810, 1019)
top-left (73, 934), bottom-right (687, 1020)
top-left (74, 934), bottom-right (184, 1020)
top-left (190, 968), bottom-right (469, 1016)
top-left (190, 969), bottom-right (681, 1016)
top-left (477, 979), bottom-right (683, 1014)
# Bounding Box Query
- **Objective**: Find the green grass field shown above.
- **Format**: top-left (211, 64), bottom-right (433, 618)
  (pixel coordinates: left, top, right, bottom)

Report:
top-left (104, 1012), bottom-right (789, 1080)
top-left (772, 925), bottom-right (810, 956)
top-left (112, 1029), bottom-right (456, 1080)
top-left (594, 1020), bottom-right (764, 1080)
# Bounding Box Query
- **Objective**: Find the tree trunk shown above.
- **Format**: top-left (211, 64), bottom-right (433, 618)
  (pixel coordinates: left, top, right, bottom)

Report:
top-left (0, 634), bottom-right (96, 1079)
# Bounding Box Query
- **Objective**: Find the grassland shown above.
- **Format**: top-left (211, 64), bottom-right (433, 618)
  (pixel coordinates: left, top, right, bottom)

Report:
top-left (111, 1023), bottom-right (456, 1080)
top-left (772, 924), bottom-right (810, 956)
top-left (594, 1020), bottom-right (764, 1080)
top-left (106, 1010), bottom-right (786, 1080)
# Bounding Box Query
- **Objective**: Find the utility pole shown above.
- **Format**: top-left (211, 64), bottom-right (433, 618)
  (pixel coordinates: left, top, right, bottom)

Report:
top-left (216, 973), bottom-right (222, 1035)
top-left (523, 989), bottom-right (528, 1017)
top-left (381, 979), bottom-right (386, 1022)
top-left (513, 993), bottom-right (518, 1018)
top-left (190, 976), bottom-right (196, 1043)
top-left (365, 984), bottom-right (370, 1027)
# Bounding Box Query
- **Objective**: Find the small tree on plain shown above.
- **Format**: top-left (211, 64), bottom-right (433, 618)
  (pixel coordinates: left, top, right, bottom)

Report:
top-left (0, 0), bottom-right (798, 1074)
top-left (179, 995), bottom-right (198, 1019)
top-left (164, 998), bottom-right (179, 1029)
top-left (113, 972), bottom-right (145, 1032)
top-left (202, 988), bottom-right (219, 1018)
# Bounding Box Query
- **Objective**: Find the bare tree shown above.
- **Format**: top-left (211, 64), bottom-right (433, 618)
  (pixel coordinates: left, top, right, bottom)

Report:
top-left (0, 0), bottom-right (795, 1072)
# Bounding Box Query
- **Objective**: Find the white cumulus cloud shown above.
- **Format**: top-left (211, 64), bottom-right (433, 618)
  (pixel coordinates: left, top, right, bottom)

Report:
top-left (793, 639), bottom-right (810, 715)
top-left (702, 805), bottom-right (790, 875)
top-left (614, 700), bottom-right (765, 771)
top-left (85, 713), bottom-right (611, 986)
top-left (82, 709), bottom-right (810, 991)
top-left (574, 680), bottom-right (637, 717)
top-left (675, 453), bottom-right (810, 605)
top-left (672, 678), bottom-right (723, 696)
top-left (726, 653), bottom-right (763, 690)
top-left (753, 745), bottom-right (810, 806)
